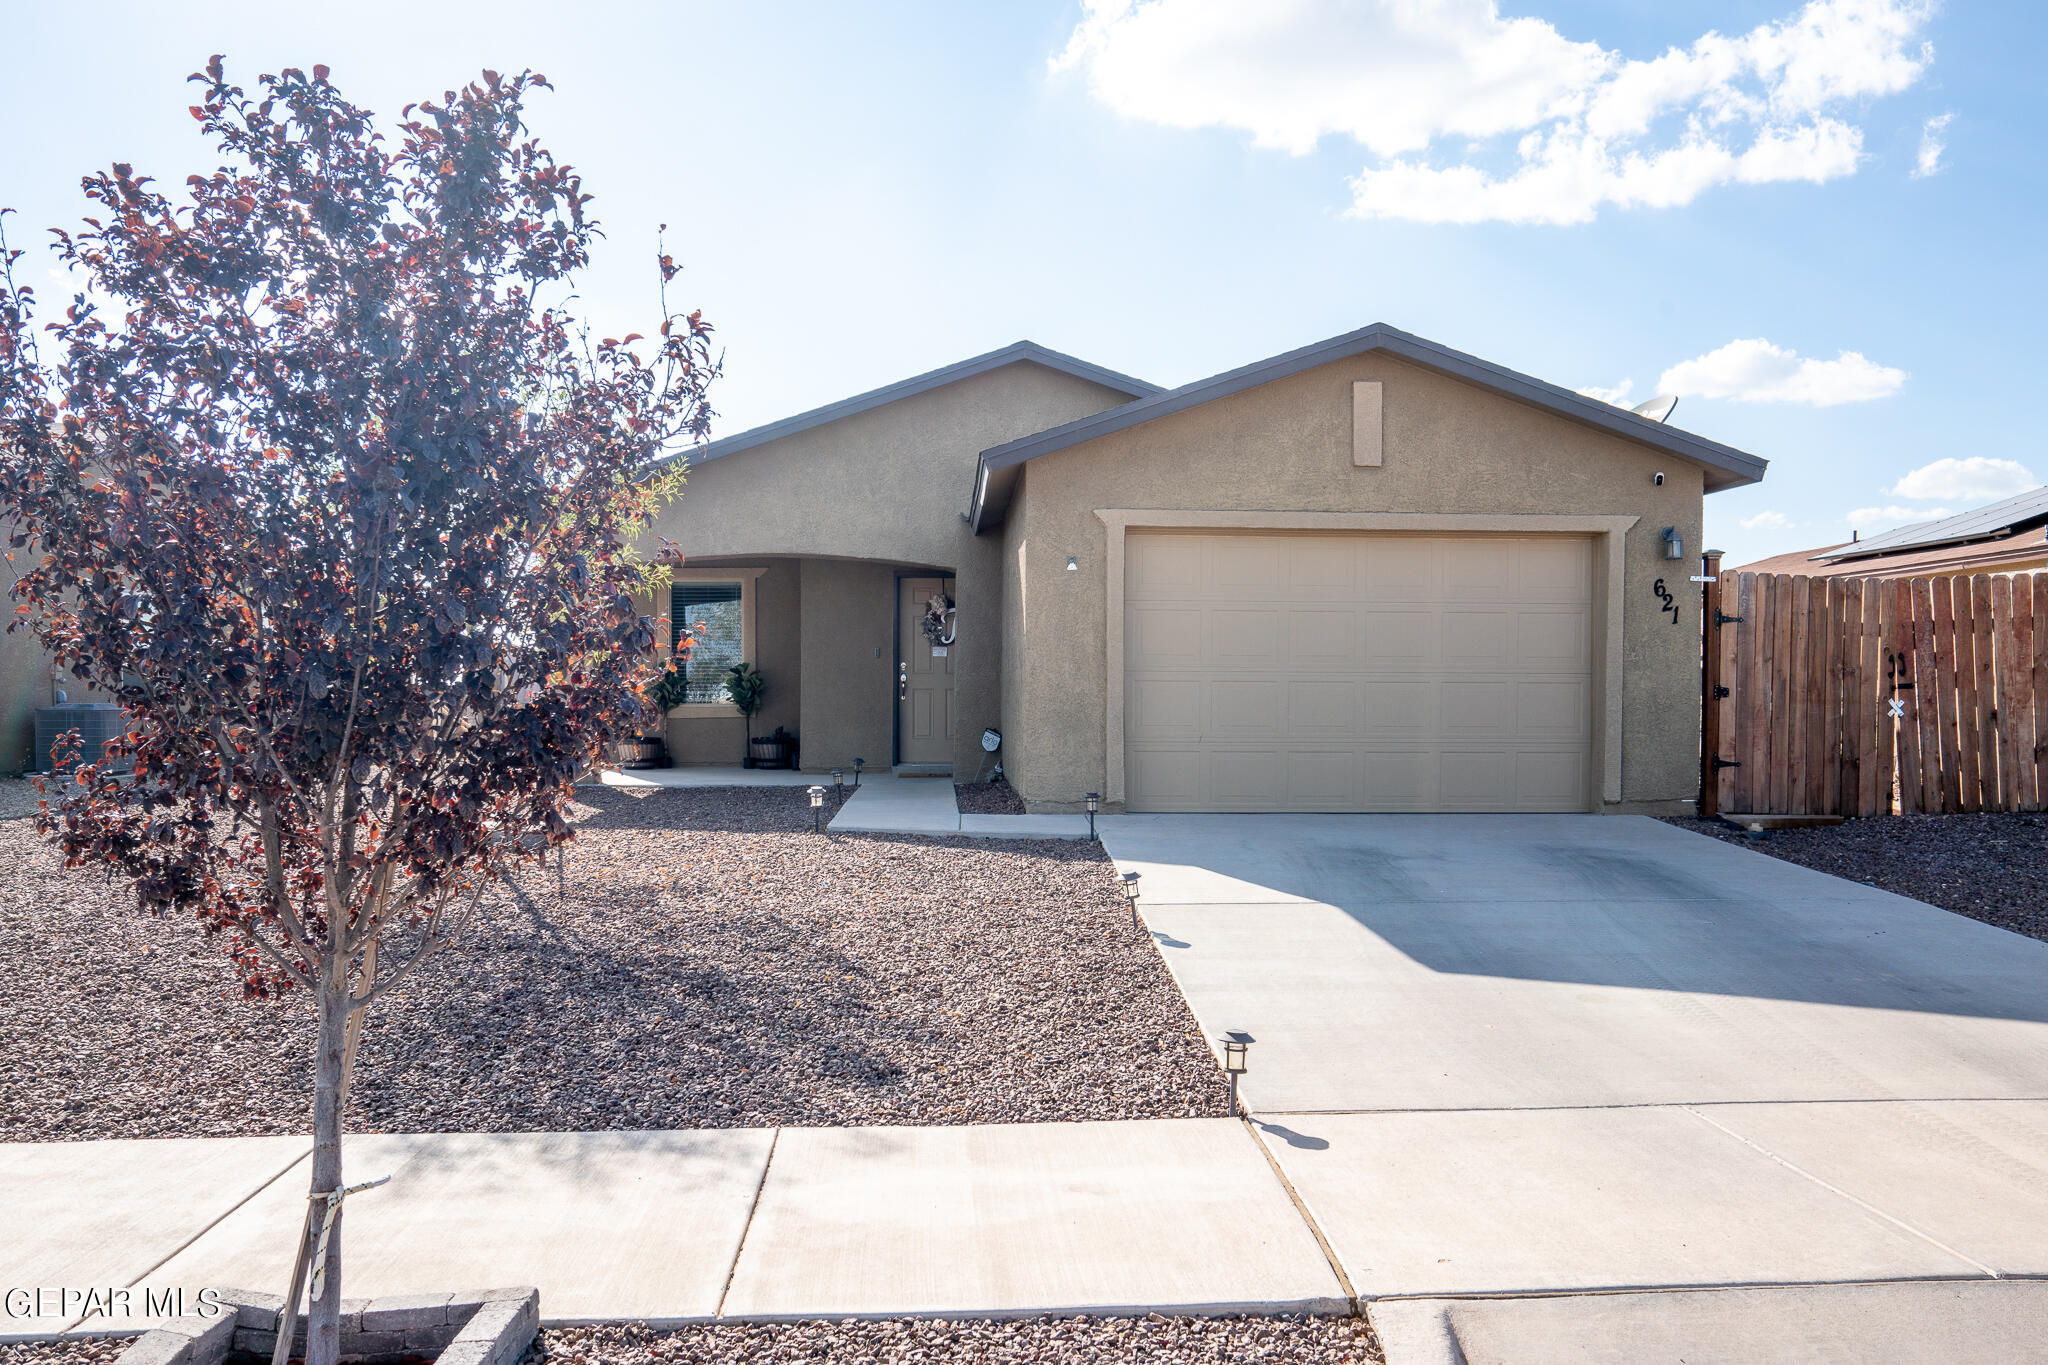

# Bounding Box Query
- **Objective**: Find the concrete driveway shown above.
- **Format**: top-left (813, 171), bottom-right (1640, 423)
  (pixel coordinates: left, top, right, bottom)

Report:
top-left (1101, 814), bottom-right (2048, 1357)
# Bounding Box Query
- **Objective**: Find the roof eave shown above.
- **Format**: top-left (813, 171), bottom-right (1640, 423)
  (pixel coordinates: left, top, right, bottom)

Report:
top-left (967, 323), bottom-right (1768, 531)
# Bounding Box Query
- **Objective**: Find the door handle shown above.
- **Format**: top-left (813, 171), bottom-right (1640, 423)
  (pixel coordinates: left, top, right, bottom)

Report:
top-left (898, 661), bottom-right (908, 700)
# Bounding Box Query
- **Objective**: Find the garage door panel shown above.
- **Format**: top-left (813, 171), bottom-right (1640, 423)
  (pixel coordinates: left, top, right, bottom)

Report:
top-left (1130, 605), bottom-right (1205, 661)
top-left (1441, 608), bottom-right (1511, 666)
top-left (1126, 532), bottom-right (1594, 813)
top-left (1209, 680), bottom-right (1280, 738)
top-left (1360, 539), bottom-right (1436, 599)
top-left (1362, 610), bottom-right (1436, 664)
top-left (1362, 680), bottom-right (1439, 735)
top-left (1516, 680), bottom-right (1591, 739)
top-left (1514, 606), bottom-right (1590, 668)
top-left (1212, 608), bottom-right (1285, 660)
top-left (1286, 679), bottom-right (1362, 737)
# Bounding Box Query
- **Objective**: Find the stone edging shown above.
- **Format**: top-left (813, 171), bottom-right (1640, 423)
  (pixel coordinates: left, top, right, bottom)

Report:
top-left (117, 1287), bottom-right (539, 1365)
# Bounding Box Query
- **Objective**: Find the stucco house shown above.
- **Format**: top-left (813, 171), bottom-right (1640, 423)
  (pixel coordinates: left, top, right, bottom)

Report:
top-left (635, 323), bottom-right (1767, 815)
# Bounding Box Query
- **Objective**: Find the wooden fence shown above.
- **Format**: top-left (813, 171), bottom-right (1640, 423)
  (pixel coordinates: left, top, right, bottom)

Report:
top-left (1702, 560), bottom-right (2048, 817)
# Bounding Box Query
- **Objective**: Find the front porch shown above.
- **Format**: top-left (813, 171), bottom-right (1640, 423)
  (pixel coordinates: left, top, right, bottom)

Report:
top-left (643, 553), bottom-right (975, 777)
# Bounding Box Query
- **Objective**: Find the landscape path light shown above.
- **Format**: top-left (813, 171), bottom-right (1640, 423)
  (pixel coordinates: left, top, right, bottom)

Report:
top-left (832, 768), bottom-right (845, 805)
top-left (1221, 1031), bottom-right (1253, 1116)
top-left (808, 784), bottom-right (827, 834)
top-left (1085, 792), bottom-right (1099, 841)
top-left (1120, 870), bottom-right (1140, 930)
top-left (852, 757), bottom-right (865, 788)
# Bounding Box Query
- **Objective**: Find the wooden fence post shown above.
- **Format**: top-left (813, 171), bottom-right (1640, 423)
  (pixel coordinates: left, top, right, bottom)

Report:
top-left (1699, 550), bottom-right (1726, 818)
top-left (1973, 575), bottom-right (2000, 810)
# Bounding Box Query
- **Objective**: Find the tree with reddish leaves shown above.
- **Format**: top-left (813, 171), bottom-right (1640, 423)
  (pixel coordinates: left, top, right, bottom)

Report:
top-left (0, 60), bottom-right (713, 1364)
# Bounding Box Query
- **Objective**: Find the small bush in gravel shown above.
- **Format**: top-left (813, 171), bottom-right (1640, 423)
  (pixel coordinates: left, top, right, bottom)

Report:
top-left (1663, 813), bottom-right (2048, 942)
top-left (527, 1314), bottom-right (1383, 1365)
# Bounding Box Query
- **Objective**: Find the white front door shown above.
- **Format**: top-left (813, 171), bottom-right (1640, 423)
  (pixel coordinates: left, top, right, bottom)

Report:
top-left (898, 575), bottom-right (956, 766)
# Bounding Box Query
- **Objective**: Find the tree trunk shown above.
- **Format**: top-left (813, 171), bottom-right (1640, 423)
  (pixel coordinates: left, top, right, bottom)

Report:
top-left (305, 973), bottom-right (349, 1365)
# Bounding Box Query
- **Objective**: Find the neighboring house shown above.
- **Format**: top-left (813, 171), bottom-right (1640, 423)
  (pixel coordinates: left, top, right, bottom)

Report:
top-left (637, 323), bottom-right (1767, 814)
top-left (1736, 487), bottom-right (2048, 581)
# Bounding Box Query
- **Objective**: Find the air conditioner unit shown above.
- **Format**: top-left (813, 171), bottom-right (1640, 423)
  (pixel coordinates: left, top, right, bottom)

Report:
top-left (33, 703), bottom-right (133, 774)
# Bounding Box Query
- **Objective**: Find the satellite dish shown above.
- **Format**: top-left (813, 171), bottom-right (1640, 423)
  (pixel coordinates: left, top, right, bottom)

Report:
top-left (1631, 395), bottom-right (1679, 423)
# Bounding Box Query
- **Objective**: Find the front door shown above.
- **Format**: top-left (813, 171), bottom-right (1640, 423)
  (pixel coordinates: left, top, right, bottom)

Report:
top-left (898, 575), bottom-right (956, 766)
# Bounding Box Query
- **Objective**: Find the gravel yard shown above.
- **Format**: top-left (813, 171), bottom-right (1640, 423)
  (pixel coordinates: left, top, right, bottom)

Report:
top-left (0, 1341), bottom-right (132, 1365)
top-left (1, 786), bottom-right (1224, 1141)
top-left (0, 775), bottom-right (43, 822)
top-left (1663, 812), bottom-right (2048, 941)
top-left (526, 1315), bottom-right (1381, 1365)
top-left (955, 778), bottom-right (1027, 816)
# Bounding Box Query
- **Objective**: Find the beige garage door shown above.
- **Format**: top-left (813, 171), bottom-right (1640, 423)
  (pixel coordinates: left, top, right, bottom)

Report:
top-left (1124, 531), bottom-right (1595, 812)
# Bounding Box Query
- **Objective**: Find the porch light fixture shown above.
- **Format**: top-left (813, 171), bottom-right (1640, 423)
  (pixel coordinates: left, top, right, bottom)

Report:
top-left (808, 784), bottom-right (827, 834)
top-left (832, 769), bottom-right (845, 805)
top-left (852, 757), bottom-right (865, 787)
top-left (1066, 556), bottom-right (1078, 571)
top-left (1085, 792), bottom-right (1100, 841)
top-left (1120, 870), bottom-right (1140, 929)
top-left (1662, 526), bottom-right (1684, 560)
top-left (1220, 1032), bottom-right (1253, 1116)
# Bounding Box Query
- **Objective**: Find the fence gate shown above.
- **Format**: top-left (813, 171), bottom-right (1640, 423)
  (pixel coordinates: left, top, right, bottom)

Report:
top-left (1701, 559), bottom-right (2048, 818)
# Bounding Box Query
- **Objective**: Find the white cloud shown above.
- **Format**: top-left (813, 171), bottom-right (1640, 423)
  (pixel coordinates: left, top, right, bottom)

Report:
top-left (1913, 110), bottom-right (1953, 177)
top-left (1889, 456), bottom-right (2035, 502)
top-left (1053, 0), bottom-right (1936, 225)
top-left (1577, 379), bottom-right (1635, 405)
top-left (1847, 504), bottom-right (1951, 532)
top-left (1658, 338), bottom-right (1905, 405)
top-left (1741, 510), bottom-right (1796, 531)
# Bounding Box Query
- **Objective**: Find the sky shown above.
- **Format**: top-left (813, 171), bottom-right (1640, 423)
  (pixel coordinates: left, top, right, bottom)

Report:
top-left (2, 0), bottom-right (2041, 567)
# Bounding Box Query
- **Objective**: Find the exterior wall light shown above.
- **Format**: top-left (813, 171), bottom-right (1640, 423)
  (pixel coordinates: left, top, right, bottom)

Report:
top-left (1085, 792), bottom-right (1100, 840)
top-left (1220, 1031), bottom-right (1253, 1115)
top-left (1662, 526), bottom-right (1684, 560)
top-left (1120, 869), bottom-right (1140, 929)
top-left (1066, 556), bottom-right (1078, 571)
top-left (808, 784), bottom-right (826, 834)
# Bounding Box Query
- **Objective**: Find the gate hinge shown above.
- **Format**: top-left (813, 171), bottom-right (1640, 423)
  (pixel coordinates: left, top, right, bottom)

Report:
top-left (1715, 610), bottom-right (1743, 626)
top-left (1713, 685), bottom-right (1731, 700)
top-left (1711, 755), bottom-right (1743, 771)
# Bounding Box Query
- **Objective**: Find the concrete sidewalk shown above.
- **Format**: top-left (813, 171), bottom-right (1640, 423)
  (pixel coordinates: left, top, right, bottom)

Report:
top-left (0, 1120), bottom-right (1343, 1338)
top-left (828, 776), bottom-right (1091, 840)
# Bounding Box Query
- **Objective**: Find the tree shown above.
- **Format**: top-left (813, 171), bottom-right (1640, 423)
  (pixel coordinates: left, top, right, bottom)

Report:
top-left (0, 60), bottom-right (714, 1365)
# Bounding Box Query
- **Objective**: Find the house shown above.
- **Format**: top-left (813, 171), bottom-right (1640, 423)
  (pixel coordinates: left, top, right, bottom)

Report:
top-left (635, 323), bottom-right (1767, 814)
top-left (1734, 487), bottom-right (2048, 580)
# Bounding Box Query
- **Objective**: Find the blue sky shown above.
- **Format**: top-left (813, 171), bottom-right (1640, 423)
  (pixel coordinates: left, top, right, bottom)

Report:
top-left (2, 1), bottom-right (2040, 566)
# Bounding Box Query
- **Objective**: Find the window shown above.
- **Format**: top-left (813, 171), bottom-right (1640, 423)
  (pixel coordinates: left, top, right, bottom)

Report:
top-left (672, 581), bottom-right (744, 704)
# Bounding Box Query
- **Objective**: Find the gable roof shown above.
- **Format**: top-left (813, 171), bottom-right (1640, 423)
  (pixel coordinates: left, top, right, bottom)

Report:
top-left (671, 341), bottom-right (1161, 470)
top-left (1813, 485), bottom-right (2048, 563)
top-left (1735, 522), bottom-right (2048, 579)
top-left (967, 322), bottom-right (1769, 533)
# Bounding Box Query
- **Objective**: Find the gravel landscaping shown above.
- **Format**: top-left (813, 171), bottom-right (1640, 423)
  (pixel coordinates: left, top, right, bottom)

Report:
top-left (526, 1315), bottom-right (1381, 1365)
top-left (0, 775), bottom-right (43, 821)
top-left (0, 1342), bottom-right (132, 1365)
top-left (955, 778), bottom-right (1027, 816)
top-left (1663, 812), bottom-right (2048, 941)
top-left (1, 785), bottom-right (1224, 1141)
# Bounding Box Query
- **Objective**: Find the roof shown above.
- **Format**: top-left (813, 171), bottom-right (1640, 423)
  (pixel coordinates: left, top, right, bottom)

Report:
top-left (670, 341), bottom-right (1161, 470)
top-left (1736, 522), bottom-right (2048, 580)
top-left (1813, 485), bottom-right (2048, 563)
top-left (967, 322), bottom-right (1770, 533)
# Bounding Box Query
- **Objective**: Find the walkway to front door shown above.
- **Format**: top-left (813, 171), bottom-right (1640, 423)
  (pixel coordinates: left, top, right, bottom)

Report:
top-left (898, 574), bottom-right (955, 766)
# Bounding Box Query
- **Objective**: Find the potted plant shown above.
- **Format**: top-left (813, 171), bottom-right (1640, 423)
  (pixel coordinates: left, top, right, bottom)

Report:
top-left (618, 665), bottom-right (691, 768)
top-left (725, 662), bottom-right (767, 766)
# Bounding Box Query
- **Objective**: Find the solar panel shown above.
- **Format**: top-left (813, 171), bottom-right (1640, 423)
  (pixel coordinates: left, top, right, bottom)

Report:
top-left (1817, 485), bottom-right (2048, 561)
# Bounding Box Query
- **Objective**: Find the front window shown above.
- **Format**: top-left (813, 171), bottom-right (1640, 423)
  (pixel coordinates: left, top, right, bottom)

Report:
top-left (672, 581), bottom-right (744, 704)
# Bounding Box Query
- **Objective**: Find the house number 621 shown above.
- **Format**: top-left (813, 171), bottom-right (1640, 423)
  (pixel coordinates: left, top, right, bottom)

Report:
top-left (1652, 578), bottom-right (1680, 624)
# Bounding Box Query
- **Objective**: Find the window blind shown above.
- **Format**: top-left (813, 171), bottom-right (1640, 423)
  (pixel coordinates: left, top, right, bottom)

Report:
top-left (672, 582), bottom-right (744, 704)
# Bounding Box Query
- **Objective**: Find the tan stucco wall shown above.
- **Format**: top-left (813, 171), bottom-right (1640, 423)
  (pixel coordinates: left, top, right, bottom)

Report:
top-left (637, 361), bottom-right (1138, 773)
top-left (1000, 351), bottom-right (1710, 814)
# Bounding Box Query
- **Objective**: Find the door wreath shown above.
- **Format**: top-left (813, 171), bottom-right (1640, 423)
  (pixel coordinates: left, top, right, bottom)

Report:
top-left (921, 592), bottom-right (956, 648)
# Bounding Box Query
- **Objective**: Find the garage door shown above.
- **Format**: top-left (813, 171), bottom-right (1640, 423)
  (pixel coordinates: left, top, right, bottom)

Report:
top-left (1124, 531), bottom-right (1594, 812)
